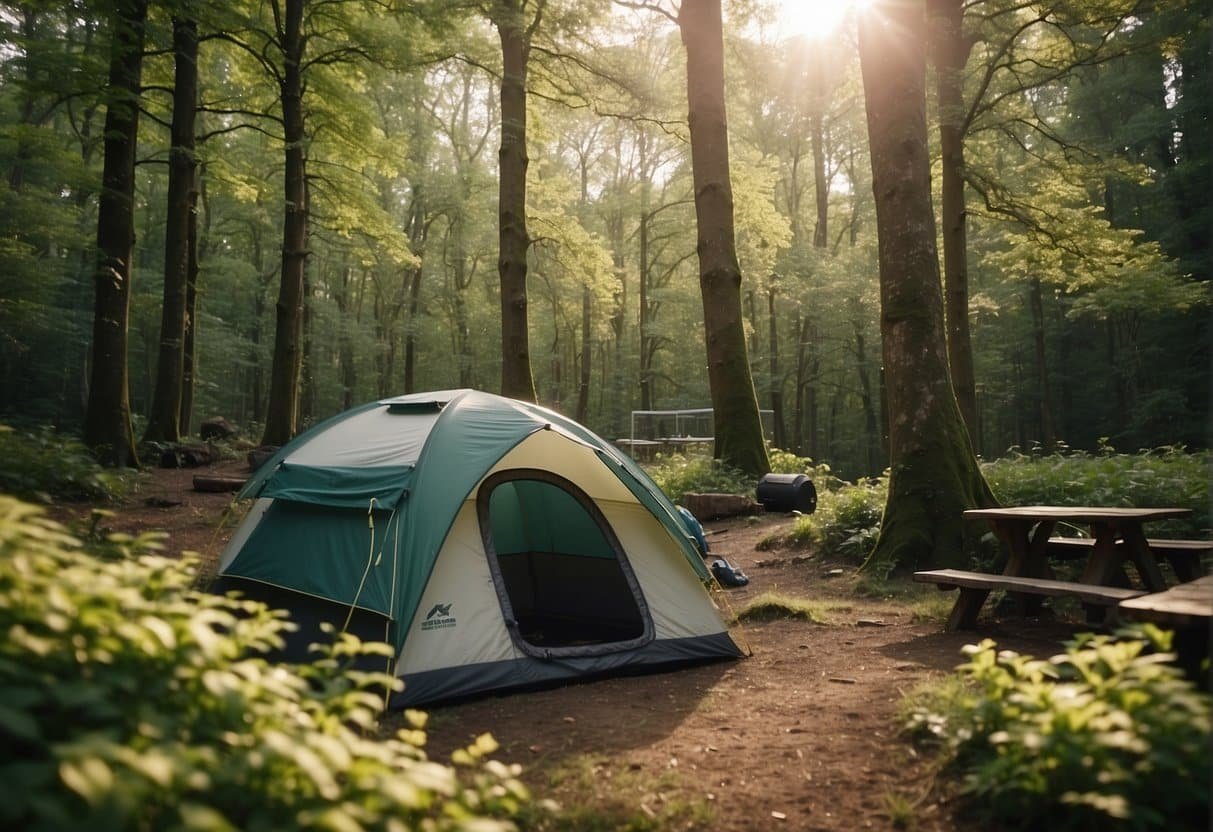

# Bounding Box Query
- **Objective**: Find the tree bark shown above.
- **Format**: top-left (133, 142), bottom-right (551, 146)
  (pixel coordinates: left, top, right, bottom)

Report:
top-left (1028, 277), bottom-right (1056, 448)
top-left (262, 0), bottom-right (308, 445)
top-left (179, 168), bottom-right (201, 436)
top-left (767, 285), bottom-right (785, 448)
top-left (145, 14), bottom-right (198, 444)
top-left (83, 0), bottom-right (147, 468)
top-left (858, 0), bottom-right (994, 574)
top-left (928, 0), bottom-right (980, 447)
top-left (678, 0), bottom-right (769, 477)
top-left (494, 1), bottom-right (540, 402)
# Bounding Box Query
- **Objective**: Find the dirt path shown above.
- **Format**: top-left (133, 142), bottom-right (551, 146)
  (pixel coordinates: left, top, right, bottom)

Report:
top-left (59, 463), bottom-right (1082, 831)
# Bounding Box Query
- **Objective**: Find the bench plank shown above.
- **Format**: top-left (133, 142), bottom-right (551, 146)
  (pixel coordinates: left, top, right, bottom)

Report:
top-left (1047, 537), bottom-right (1209, 582)
top-left (914, 569), bottom-right (1148, 631)
top-left (914, 569), bottom-right (1147, 603)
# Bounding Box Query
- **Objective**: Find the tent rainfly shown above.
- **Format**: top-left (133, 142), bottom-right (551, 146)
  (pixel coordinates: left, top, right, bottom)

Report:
top-left (214, 389), bottom-right (743, 706)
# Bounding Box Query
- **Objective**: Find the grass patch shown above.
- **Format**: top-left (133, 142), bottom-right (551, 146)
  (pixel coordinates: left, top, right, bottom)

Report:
top-left (517, 753), bottom-right (713, 832)
top-left (853, 574), bottom-right (956, 623)
top-left (733, 591), bottom-right (840, 625)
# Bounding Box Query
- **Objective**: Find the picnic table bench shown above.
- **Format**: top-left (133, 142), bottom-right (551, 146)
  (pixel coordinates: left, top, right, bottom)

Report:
top-left (1047, 536), bottom-right (1210, 582)
top-left (914, 569), bottom-right (1147, 631)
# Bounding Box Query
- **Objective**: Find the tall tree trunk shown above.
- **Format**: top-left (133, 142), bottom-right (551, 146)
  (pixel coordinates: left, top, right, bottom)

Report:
top-left (810, 114), bottom-right (828, 249)
top-left (929, 0), bottom-right (980, 447)
top-left (145, 14), bottom-right (198, 444)
top-left (403, 184), bottom-right (426, 393)
top-left (494, 1), bottom-right (540, 402)
top-left (1028, 277), bottom-right (1056, 448)
top-left (858, 0), bottom-right (993, 574)
top-left (83, 0), bottom-right (147, 468)
top-left (179, 165), bottom-right (204, 434)
top-left (767, 285), bottom-right (784, 448)
top-left (638, 175), bottom-right (653, 411)
top-left (262, 0), bottom-right (308, 446)
top-left (850, 306), bottom-right (880, 476)
top-left (678, 0), bottom-right (769, 477)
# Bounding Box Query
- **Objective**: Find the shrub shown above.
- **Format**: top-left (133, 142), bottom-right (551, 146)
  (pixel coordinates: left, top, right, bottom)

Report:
top-left (642, 453), bottom-right (751, 502)
top-left (982, 446), bottom-right (1210, 538)
top-left (0, 424), bottom-right (138, 502)
top-left (903, 628), bottom-right (1211, 830)
top-left (0, 496), bottom-right (533, 831)
top-left (781, 476), bottom-right (887, 561)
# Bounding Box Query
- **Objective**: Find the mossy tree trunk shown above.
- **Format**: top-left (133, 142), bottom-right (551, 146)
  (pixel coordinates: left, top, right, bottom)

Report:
top-left (145, 14), bottom-right (198, 444)
top-left (858, 0), bottom-right (994, 574)
top-left (83, 0), bottom-right (147, 468)
top-left (262, 0), bottom-right (308, 446)
top-left (678, 0), bottom-right (769, 478)
top-left (493, 0), bottom-right (540, 403)
top-left (928, 0), bottom-right (980, 448)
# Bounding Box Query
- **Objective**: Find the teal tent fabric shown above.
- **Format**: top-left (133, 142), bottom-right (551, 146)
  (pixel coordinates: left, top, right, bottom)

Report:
top-left (488, 479), bottom-right (615, 559)
top-left (232, 501), bottom-right (400, 615)
top-left (259, 463), bottom-right (413, 509)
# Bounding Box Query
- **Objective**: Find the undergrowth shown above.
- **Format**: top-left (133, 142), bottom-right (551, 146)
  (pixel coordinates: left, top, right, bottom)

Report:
top-left (0, 495), bottom-right (536, 831)
top-left (901, 626), bottom-right (1211, 831)
top-left (0, 424), bottom-right (140, 502)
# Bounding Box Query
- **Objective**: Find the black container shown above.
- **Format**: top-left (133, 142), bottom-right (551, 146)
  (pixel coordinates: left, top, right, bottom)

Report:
top-left (756, 473), bottom-right (817, 514)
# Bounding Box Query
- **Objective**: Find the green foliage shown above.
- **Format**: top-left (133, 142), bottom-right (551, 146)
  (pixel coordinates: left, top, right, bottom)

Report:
top-left (903, 628), bottom-right (1212, 831)
top-left (982, 446), bottom-right (1211, 537)
top-left (642, 453), bottom-right (752, 502)
top-left (0, 495), bottom-right (534, 831)
top-left (0, 425), bottom-right (138, 503)
top-left (782, 476), bottom-right (887, 562)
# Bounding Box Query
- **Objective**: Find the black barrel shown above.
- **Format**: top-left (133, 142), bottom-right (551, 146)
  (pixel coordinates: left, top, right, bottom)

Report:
top-left (755, 473), bottom-right (817, 514)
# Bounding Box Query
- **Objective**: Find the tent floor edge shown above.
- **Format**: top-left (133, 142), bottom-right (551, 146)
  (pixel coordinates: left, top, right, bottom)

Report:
top-left (392, 631), bottom-right (743, 708)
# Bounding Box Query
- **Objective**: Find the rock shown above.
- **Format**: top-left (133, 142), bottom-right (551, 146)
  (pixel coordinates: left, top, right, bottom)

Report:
top-left (159, 443), bottom-right (219, 468)
top-left (200, 417), bottom-right (238, 441)
top-left (855, 618), bottom-right (887, 627)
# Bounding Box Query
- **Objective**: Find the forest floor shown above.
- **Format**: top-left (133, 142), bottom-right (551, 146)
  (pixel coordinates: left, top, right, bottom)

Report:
top-left (52, 459), bottom-right (1090, 832)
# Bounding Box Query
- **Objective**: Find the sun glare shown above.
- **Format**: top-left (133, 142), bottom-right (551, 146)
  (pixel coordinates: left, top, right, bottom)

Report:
top-left (768, 0), bottom-right (862, 40)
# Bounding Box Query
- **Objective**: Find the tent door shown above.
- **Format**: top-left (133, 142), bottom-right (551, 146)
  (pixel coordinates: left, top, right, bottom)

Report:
top-left (477, 469), bottom-right (654, 658)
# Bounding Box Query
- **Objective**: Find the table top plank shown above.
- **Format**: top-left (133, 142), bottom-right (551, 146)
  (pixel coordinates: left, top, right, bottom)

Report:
top-left (964, 506), bottom-right (1192, 523)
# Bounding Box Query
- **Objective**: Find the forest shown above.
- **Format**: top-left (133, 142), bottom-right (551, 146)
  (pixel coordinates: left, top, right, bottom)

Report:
top-left (0, 0), bottom-right (1207, 483)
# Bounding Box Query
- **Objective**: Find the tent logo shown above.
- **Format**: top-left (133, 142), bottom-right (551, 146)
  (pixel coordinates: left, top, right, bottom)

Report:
top-left (421, 602), bottom-right (456, 631)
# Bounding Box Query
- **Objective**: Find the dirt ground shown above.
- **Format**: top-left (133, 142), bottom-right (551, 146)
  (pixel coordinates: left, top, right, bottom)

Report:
top-left (55, 460), bottom-right (1088, 831)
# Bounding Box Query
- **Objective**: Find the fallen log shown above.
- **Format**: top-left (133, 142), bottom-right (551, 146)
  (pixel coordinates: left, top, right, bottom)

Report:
top-left (192, 475), bottom-right (247, 493)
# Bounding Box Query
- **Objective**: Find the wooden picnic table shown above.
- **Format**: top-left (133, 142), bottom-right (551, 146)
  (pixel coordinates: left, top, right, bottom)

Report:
top-left (917, 506), bottom-right (1194, 631)
top-left (963, 505), bottom-right (1193, 593)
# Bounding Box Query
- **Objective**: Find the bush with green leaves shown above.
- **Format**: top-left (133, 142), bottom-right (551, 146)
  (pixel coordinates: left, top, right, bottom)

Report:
top-left (0, 424), bottom-right (138, 502)
top-left (0, 495), bottom-right (534, 831)
top-left (903, 628), bottom-right (1211, 830)
top-left (982, 445), bottom-right (1210, 538)
top-left (779, 476), bottom-right (887, 561)
top-left (642, 453), bottom-right (751, 503)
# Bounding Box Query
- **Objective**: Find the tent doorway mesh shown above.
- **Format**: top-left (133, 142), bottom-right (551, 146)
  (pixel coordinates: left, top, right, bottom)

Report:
top-left (481, 474), bottom-right (648, 651)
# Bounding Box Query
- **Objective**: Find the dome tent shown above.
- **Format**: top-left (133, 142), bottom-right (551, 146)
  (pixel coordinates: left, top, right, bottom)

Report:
top-left (214, 389), bottom-right (743, 706)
